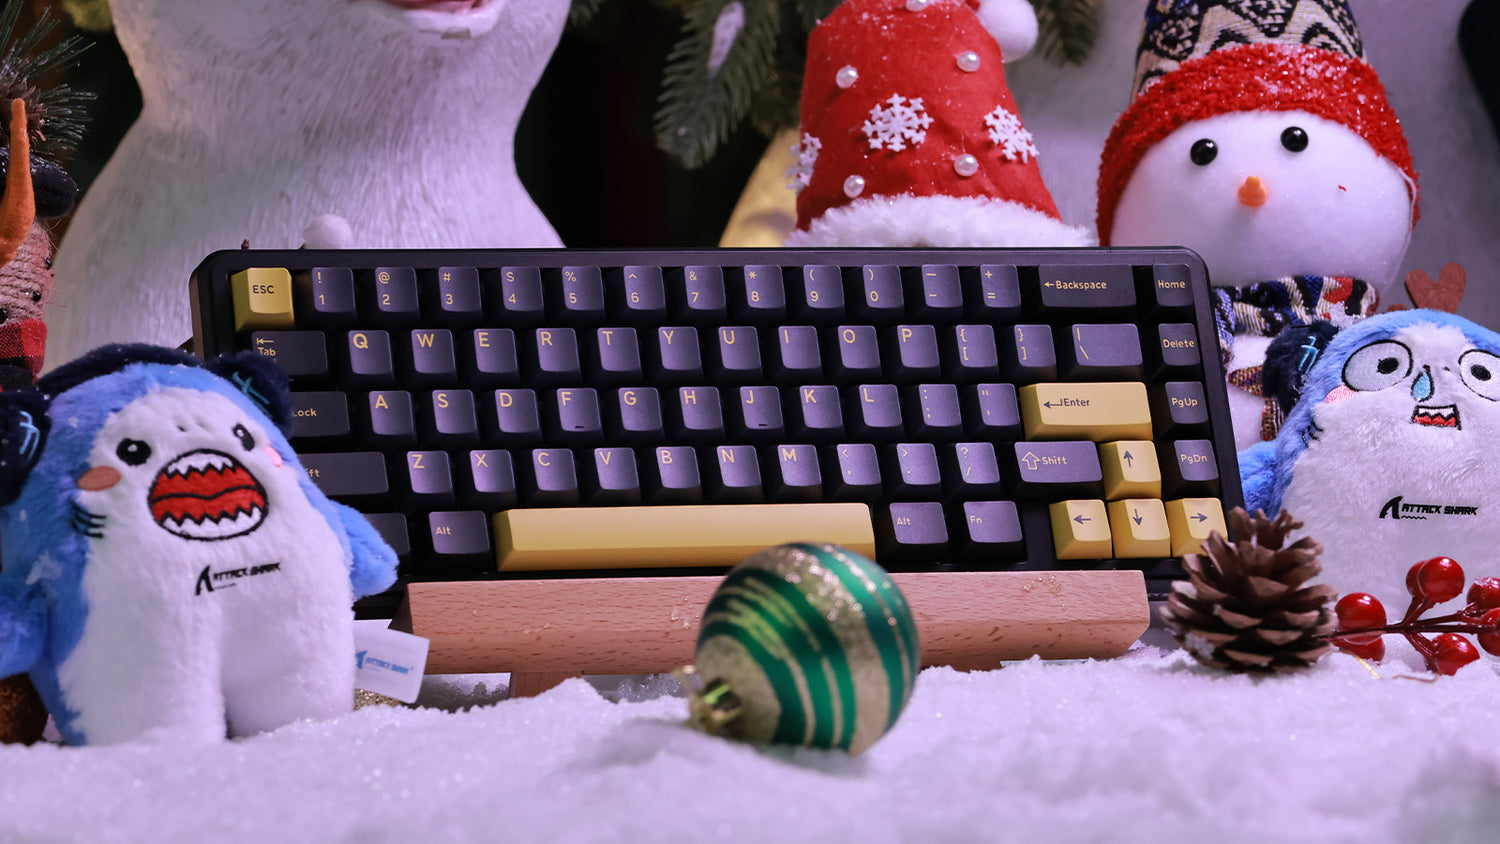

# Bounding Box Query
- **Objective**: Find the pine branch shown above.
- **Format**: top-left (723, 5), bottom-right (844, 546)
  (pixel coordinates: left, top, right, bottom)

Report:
top-left (655, 0), bottom-right (780, 169)
top-left (0, 3), bottom-right (94, 155)
top-left (568, 0), bottom-right (616, 28)
top-left (793, 0), bottom-right (843, 33)
top-left (747, 0), bottom-right (809, 138)
top-left (1033, 0), bottom-right (1101, 66)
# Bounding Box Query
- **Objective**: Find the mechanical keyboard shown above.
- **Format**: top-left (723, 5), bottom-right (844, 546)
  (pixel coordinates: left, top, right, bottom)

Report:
top-left (190, 247), bottom-right (1243, 675)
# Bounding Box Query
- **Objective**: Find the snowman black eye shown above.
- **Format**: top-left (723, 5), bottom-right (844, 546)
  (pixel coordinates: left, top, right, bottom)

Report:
top-left (117, 439), bottom-right (152, 466)
top-left (1189, 139), bottom-right (1218, 166)
top-left (1281, 126), bottom-right (1309, 152)
top-left (1459, 349), bottom-right (1500, 401)
top-left (233, 423), bottom-right (255, 451)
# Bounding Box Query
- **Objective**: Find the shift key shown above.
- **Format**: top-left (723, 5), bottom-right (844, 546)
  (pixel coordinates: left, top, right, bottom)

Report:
top-left (302, 452), bottom-right (389, 504)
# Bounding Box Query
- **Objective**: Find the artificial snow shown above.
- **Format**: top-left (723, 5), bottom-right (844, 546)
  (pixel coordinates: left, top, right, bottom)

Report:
top-left (5, 646), bottom-right (1500, 842)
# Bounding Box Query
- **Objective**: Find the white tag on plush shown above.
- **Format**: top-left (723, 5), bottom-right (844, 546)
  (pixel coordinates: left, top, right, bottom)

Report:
top-left (353, 623), bottom-right (430, 704)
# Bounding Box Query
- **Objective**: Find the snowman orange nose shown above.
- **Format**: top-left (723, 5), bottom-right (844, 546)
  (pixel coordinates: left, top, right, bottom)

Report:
top-left (1238, 176), bottom-right (1268, 208)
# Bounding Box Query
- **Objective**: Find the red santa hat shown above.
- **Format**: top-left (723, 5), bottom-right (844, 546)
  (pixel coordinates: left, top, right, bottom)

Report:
top-left (785, 0), bottom-right (1091, 248)
top-left (1096, 0), bottom-right (1418, 246)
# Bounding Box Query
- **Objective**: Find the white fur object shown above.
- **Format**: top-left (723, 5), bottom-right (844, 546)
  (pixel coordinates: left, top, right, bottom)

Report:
top-left (975, 0), bottom-right (1039, 63)
top-left (1110, 110), bottom-right (1414, 450)
top-left (61, 388), bottom-right (360, 743)
top-left (1276, 323), bottom-right (1500, 639)
top-left (785, 193), bottom-right (1095, 248)
top-left (49, 0), bottom-right (568, 364)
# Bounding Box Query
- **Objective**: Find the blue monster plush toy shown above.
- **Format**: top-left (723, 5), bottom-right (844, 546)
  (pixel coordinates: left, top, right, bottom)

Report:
top-left (1242, 309), bottom-right (1500, 616)
top-left (0, 345), bottom-right (397, 745)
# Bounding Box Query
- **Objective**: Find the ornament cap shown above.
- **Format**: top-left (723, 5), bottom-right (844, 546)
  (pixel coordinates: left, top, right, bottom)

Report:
top-left (674, 666), bottom-right (744, 735)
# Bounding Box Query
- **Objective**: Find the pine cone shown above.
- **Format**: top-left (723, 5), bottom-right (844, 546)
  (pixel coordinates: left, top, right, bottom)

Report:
top-left (1160, 507), bottom-right (1337, 673)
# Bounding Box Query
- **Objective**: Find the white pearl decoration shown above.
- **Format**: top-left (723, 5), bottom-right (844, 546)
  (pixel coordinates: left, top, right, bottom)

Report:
top-left (843, 175), bottom-right (866, 198)
top-left (836, 65), bottom-right (858, 89)
top-left (956, 51), bottom-right (981, 72)
top-left (953, 154), bottom-right (979, 178)
top-left (906, 0), bottom-right (929, 10)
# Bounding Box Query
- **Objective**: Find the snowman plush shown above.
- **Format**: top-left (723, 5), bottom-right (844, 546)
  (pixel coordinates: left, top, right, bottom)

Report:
top-left (49, 0), bottom-right (568, 364)
top-left (785, 0), bottom-right (1093, 248)
top-left (1097, 0), bottom-right (1418, 450)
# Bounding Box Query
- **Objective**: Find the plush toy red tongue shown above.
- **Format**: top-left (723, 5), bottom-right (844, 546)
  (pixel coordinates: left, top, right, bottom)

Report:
top-left (148, 450), bottom-right (268, 540)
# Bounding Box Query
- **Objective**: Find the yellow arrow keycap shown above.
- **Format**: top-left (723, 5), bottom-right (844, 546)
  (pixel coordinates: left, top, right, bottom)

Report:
top-left (1165, 498), bottom-right (1228, 557)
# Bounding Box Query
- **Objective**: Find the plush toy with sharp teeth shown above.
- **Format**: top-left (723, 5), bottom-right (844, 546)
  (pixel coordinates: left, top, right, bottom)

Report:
top-left (1241, 309), bottom-right (1500, 616)
top-left (0, 344), bottom-right (397, 745)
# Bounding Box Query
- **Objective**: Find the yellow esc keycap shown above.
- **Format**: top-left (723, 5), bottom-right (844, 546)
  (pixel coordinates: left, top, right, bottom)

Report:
top-left (231, 267), bottom-right (294, 332)
top-left (1099, 440), bottom-right (1161, 499)
top-left (1049, 499), bottom-right (1112, 559)
top-left (1107, 499), bottom-right (1171, 558)
top-left (1019, 382), bottom-right (1152, 441)
top-left (1165, 498), bottom-right (1228, 557)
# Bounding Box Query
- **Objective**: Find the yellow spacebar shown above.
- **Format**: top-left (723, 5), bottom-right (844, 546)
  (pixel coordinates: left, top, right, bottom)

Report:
top-left (493, 503), bottom-right (876, 571)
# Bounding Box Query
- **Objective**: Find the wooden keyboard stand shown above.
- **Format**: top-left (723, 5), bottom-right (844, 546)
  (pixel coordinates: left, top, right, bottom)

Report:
top-left (392, 570), bottom-right (1152, 696)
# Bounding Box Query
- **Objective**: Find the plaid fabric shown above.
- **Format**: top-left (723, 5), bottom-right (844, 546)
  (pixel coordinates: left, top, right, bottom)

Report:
top-left (1212, 276), bottom-right (1377, 441)
top-left (0, 318), bottom-right (46, 389)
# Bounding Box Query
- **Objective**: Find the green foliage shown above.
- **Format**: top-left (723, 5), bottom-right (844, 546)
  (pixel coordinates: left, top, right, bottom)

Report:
top-left (0, 2), bottom-right (93, 155)
top-left (1033, 0), bottom-right (1101, 66)
top-left (654, 0), bottom-right (781, 169)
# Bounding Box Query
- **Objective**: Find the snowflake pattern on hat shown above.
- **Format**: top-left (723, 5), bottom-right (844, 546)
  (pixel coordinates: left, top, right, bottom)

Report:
top-left (786, 133), bottom-right (821, 192)
top-left (983, 107), bottom-right (1038, 162)
top-left (862, 95), bottom-right (933, 152)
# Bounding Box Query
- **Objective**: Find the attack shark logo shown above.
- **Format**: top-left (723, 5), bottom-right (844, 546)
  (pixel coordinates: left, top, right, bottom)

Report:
top-left (1378, 496), bottom-right (1481, 521)
top-left (149, 449), bottom-right (269, 541)
top-left (195, 561), bottom-right (283, 596)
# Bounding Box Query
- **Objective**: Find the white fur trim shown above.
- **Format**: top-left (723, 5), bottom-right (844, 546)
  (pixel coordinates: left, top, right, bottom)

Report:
top-left (974, 0), bottom-right (1038, 63)
top-left (786, 193), bottom-right (1096, 248)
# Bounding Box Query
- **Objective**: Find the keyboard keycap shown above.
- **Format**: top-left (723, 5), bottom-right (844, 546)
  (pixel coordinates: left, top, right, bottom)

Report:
top-left (559, 266), bottom-right (605, 320)
top-left (492, 503), bottom-right (875, 570)
top-left (423, 390), bottom-right (479, 448)
top-left (889, 325), bottom-right (941, 380)
top-left (848, 384), bottom-right (903, 438)
top-left (1107, 499), bottom-right (1171, 558)
top-left (345, 330), bottom-right (395, 387)
top-left (528, 448), bottom-right (580, 506)
top-left (427, 510), bottom-right (493, 566)
top-left (1099, 440), bottom-right (1163, 500)
top-left (301, 452), bottom-right (388, 502)
top-left (1004, 324), bottom-right (1057, 383)
top-left (830, 443), bottom-right (882, 501)
top-left (433, 266), bottom-right (482, 325)
top-left (290, 391), bottom-right (350, 441)
top-left (835, 325), bottom-right (882, 377)
top-left (712, 445), bottom-right (762, 502)
top-left (879, 502), bottom-right (948, 560)
top-left (617, 266), bottom-right (667, 318)
top-left (464, 449), bottom-right (517, 509)
top-left (1049, 499), bottom-right (1112, 559)
top-left (1165, 497), bottom-right (1227, 556)
top-left (798, 265), bottom-right (845, 320)
top-left (551, 388), bottom-right (603, 442)
top-left (365, 390), bottom-right (416, 447)
top-left (612, 388), bottom-right (664, 441)
top-left (593, 447), bottom-right (643, 505)
top-left (594, 327), bottom-right (642, 382)
top-left (250, 331), bottom-right (328, 380)
top-left (737, 265), bottom-right (786, 318)
top-left (770, 444), bottom-right (821, 501)
top-left (232, 267), bottom-right (294, 332)
top-left (1061, 323), bottom-right (1144, 381)
top-left (408, 328), bottom-right (457, 386)
top-left (958, 500), bottom-right (1024, 560)
top-left (1009, 440), bottom-right (1104, 498)
top-left (857, 265), bottom-right (903, 318)
top-left (674, 265), bottom-right (727, 322)
top-left (1036, 264), bottom-right (1135, 310)
top-left (734, 386), bottom-right (784, 438)
top-left (495, 266), bottom-right (545, 322)
top-left (1018, 382), bottom-right (1153, 442)
top-left (371, 267), bottom-right (420, 326)
top-left (652, 446), bottom-right (703, 504)
top-left (301, 266), bottom-right (356, 328)
top-left (534, 328), bottom-right (582, 384)
top-left (1163, 439), bottom-right (1221, 497)
top-left (490, 389), bottom-right (542, 445)
top-left (404, 450), bottom-right (455, 509)
top-left (716, 326), bottom-right (761, 379)
top-left (470, 329), bottom-right (519, 385)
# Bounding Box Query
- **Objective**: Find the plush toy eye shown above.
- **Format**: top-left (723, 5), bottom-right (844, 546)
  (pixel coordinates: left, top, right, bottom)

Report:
top-left (43, 256), bottom-right (52, 270)
top-left (1281, 126), bottom-right (1309, 152)
top-left (0, 307), bottom-right (8, 325)
top-left (117, 439), bottom-right (152, 466)
top-left (1189, 139), bottom-right (1218, 166)
top-left (233, 423), bottom-right (254, 451)
top-left (1343, 339), bottom-right (1413, 391)
top-left (1458, 349), bottom-right (1500, 401)
top-left (29, 290), bottom-right (40, 303)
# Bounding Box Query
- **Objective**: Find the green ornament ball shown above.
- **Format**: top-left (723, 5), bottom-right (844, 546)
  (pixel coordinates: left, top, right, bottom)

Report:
top-left (681, 542), bottom-right (921, 755)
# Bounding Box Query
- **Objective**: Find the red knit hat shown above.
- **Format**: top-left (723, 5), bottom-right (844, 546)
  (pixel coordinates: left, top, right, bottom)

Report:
top-left (1096, 0), bottom-right (1418, 245)
top-left (786, 0), bottom-right (1091, 247)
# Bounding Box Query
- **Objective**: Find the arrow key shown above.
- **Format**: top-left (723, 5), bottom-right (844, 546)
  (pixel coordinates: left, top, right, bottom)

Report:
top-left (1048, 499), bottom-right (1112, 559)
top-left (1099, 440), bottom-right (1161, 499)
top-left (1106, 499), bottom-right (1170, 558)
top-left (1165, 498), bottom-right (1227, 557)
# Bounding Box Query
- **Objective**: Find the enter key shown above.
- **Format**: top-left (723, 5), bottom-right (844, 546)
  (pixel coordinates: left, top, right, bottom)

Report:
top-left (1018, 382), bottom-right (1152, 441)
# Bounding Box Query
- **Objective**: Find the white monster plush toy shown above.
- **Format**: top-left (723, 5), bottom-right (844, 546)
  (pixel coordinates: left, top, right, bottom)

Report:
top-left (49, 0), bottom-right (569, 363)
top-left (1098, 0), bottom-right (1418, 450)
top-left (0, 345), bottom-right (397, 745)
top-left (1241, 310), bottom-right (1500, 619)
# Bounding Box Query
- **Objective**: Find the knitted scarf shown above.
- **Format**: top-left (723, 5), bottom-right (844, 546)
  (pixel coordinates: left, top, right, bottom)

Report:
top-left (1211, 276), bottom-right (1380, 441)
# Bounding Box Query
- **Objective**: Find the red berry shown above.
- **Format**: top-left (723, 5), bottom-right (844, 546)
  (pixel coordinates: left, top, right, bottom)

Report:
top-left (1336, 637), bottom-right (1385, 661)
top-left (1430, 633), bottom-right (1481, 675)
top-left (1409, 557), bottom-right (1466, 603)
top-left (1478, 631), bottom-right (1500, 657)
top-left (1468, 578), bottom-right (1500, 612)
top-left (1335, 592), bottom-right (1387, 639)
